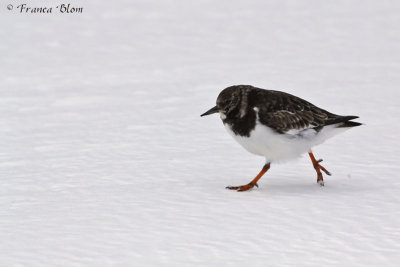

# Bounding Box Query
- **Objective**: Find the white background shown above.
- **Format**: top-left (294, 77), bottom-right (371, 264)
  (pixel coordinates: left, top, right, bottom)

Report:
top-left (1, 0), bottom-right (399, 266)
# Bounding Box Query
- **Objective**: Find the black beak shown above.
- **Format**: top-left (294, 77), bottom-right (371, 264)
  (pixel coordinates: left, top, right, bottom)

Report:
top-left (200, 106), bottom-right (219, 117)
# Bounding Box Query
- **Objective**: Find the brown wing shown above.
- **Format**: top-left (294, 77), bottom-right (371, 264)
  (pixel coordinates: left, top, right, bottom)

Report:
top-left (253, 89), bottom-right (336, 133)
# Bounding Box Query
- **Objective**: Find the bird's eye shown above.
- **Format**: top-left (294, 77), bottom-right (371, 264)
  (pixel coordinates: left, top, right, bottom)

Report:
top-left (217, 99), bottom-right (230, 108)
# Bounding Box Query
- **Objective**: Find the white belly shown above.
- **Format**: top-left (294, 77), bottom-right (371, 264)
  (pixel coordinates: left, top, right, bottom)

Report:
top-left (224, 121), bottom-right (348, 163)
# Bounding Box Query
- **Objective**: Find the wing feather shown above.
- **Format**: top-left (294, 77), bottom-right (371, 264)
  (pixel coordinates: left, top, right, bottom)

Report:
top-left (254, 90), bottom-right (334, 133)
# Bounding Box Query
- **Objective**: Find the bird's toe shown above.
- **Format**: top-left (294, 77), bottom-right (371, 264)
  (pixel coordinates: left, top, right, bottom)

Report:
top-left (226, 183), bottom-right (257, 192)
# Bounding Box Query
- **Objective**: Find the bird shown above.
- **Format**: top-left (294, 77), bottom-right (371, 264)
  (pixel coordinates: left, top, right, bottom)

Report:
top-left (200, 85), bottom-right (361, 191)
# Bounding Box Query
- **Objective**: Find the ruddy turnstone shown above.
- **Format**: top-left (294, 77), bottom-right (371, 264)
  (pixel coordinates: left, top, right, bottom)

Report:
top-left (201, 85), bottom-right (361, 191)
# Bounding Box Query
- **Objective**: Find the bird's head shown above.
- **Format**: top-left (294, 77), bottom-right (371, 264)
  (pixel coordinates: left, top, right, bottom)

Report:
top-left (200, 85), bottom-right (251, 119)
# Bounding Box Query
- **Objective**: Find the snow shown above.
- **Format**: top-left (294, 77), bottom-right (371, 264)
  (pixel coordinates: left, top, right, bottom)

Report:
top-left (1, 0), bottom-right (400, 266)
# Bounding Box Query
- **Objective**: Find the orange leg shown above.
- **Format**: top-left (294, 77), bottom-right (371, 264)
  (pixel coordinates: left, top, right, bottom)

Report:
top-left (226, 163), bottom-right (270, 192)
top-left (308, 151), bottom-right (331, 186)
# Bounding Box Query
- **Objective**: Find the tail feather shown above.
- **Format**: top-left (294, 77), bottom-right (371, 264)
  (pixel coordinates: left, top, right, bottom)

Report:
top-left (338, 120), bottom-right (362, 128)
top-left (325, 115), bottom-right (362, 128)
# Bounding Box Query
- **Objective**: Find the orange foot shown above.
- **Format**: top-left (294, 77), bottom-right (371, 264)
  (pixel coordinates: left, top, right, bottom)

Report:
top-left (225, 163), bottom-right (270, 192)
top-left (309, 154), bottom-right (332, 186)
top-left (226, 182), bottom-right (258, 192)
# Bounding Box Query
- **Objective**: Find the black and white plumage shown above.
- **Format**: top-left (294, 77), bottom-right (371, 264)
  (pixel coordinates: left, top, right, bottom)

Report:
top-left (201, 85), bottom-right (361, 191)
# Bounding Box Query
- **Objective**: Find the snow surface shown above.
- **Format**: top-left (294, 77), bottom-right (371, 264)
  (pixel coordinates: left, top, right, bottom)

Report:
top-left (1, 0), bottom-right (400, 266)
